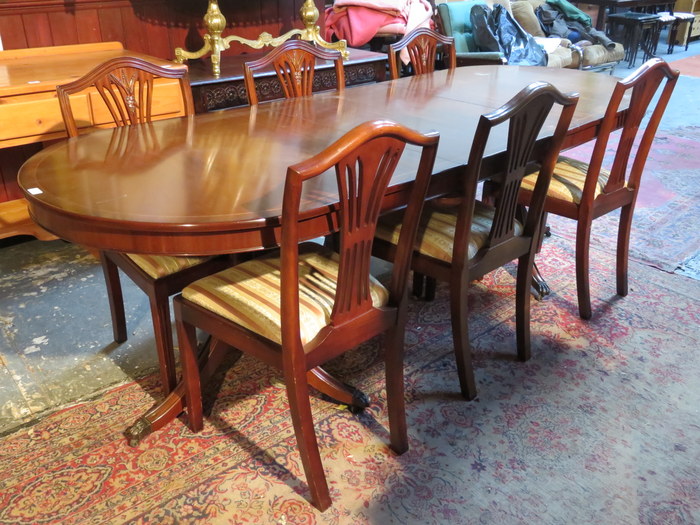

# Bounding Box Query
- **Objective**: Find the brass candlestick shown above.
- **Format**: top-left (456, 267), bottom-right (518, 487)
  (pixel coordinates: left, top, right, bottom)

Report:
top-left (175, 0), bottom-right (348, 78)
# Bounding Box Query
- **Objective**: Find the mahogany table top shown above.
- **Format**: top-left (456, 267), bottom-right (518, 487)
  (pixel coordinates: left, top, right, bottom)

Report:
top-left (19, 66), bottom-right (624, 256)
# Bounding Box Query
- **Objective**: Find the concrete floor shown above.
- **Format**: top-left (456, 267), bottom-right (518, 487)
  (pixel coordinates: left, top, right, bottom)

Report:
top-left (1, 38), bottom-right (699, 437)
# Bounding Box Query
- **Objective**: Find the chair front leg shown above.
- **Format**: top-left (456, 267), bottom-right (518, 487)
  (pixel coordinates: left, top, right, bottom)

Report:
top-left (516, 252), bottom-right (535, 362)
top-left (450, 278), bottom-right (477, 400)
top-left (148, 288), bottom-right (177, 394)
top-left (616, 203), bottom-right (635, 297)
top-left (175, 312), bottom-right (204, 432)
top-left (384, 324), bottom-right (408, 454)
top-left (575, 218), bottom-right (594, 320)
top-left (284, 367), bottom-right (332, 511)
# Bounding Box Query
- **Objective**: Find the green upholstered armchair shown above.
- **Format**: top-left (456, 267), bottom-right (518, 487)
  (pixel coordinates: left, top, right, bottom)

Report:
top-left (437, 1), bottom-right (507, 65)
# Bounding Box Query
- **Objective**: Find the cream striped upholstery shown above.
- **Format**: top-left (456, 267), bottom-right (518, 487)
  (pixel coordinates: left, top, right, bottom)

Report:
top-left (521, 156), bottom-right (611, 204)
top-left (376, 201), bottom-right (523, 264)
top-left (126, 254), bottom-right (210, 279)
top-left (182, 244), bottom-right (389, 346)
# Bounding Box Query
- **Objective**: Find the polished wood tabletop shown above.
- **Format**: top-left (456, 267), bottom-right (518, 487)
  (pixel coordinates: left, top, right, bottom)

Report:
top-left (19, 66), bottom-right (624, 257)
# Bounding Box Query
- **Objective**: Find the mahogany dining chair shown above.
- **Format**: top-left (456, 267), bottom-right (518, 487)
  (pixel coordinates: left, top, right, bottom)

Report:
top-left (56, 56), bottom-right (232, 394)
top-left (518, 58), bottom-right (679, 319)
top-left (374, 82), bottom-right (579, 400)
top-left (173, 120), bottom-right (439, 510)
top-left (243, 39), bottom-right (345, 105)
top-left (388, 26), bottom-right (457, 79)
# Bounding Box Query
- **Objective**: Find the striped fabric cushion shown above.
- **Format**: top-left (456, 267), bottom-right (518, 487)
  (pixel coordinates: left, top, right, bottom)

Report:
top-left (182, 244), bottom-right (389, 346)
top-left (126, 254), bottom-right (210, 279)
top-left (521, 156), bottom-right (611, 204)
top-left (376, 201), bottom-right (523, 264)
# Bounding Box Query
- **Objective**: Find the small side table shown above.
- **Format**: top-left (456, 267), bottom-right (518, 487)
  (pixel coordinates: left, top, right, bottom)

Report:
top-left (607, 12), bottom-right (662, 67)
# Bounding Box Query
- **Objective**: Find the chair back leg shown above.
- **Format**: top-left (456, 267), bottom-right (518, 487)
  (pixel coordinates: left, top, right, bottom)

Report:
top-left (99, 253), bottom-right (127, 343)
top-left (148, 289), bottom-right (178, 393)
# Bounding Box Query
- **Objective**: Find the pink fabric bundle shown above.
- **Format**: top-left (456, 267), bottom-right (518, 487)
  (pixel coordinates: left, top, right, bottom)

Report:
top-left (324, 0), bottom-right (434, 47)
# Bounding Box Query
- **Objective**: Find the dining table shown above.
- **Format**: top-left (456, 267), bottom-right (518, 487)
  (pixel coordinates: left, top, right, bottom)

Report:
top-left (18, 65), bottom-right (627, 445)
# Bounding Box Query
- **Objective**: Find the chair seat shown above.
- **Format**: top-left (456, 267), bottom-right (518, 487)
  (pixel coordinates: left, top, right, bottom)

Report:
top-left (126, 254), bottom-right (210, 279)
top-left (182, 243), bottom-right (389, 346)
top-left (376, 200), bottom-right (523, 264)
top-left (521, 156), bottom-right (611, 204)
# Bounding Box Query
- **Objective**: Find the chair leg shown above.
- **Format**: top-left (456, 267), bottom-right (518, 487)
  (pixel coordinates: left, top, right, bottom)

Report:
top-left (285, 369), bottom-right (332, 511)
top-left (575, 219), bottom-right (593, 320)
top-left (412, 271), bottom-right (425, 299)
top-left (176, 311), bottom-right (203, 432)
top-left (516, 253), bottom-right (534, 362)
top-left (424, 276), bottom-right (437, 301)
top-left (384, 325), bottom-right (408, 454)
top-left (450, 279), bottom-right (477, 400)
top-left (147, 289), bottom-right (178, 394)
top-left (616, 203), bottom-right (635, 297)
top-left (99, 252), bottom-right (127, 343)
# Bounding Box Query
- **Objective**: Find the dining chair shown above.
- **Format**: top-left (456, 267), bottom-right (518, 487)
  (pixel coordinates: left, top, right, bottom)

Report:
top-left (374, 82), bottom-right (579, 400)
top-left (56, 56), bottom-right (232, 394)
top-left (242, 39), bottom-right (345, 105)
top-left (518, 58), bottom-right (679, 319)
top-left (173, 120), bottom-right (439, 510)
top-left (388, 27), bottom-right (457, 80)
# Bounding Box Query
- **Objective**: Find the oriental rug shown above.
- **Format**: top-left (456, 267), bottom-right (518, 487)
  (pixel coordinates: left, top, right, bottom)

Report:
top-left (669, 54), bottom-right (700, 78)
top-left (1, 235), bottom-right (698, 525)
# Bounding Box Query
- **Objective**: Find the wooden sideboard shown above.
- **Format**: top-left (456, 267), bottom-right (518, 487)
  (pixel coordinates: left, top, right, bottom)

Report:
top-left (0, 41), bottom-right (188, 240)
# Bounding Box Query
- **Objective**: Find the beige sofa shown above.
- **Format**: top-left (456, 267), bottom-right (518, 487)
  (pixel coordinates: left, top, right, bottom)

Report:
top-left (436, 0), bottom-right (624, 70)
top-left (510, 0), bottom-right (625, 70)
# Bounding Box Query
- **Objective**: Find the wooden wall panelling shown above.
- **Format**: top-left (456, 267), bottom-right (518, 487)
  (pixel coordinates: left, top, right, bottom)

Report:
top-left (136, 2), bottom-right (177, 59)
top-left (0, 15), bottom-right (28, 49)
top-left (97, 7), bottom-right (126, 46)
top-left (121, 7), bottom-right (153, 55)
top-left (48, 10), bottom-right (79, 46)
top-left (74, 9), bottom-right (102, 44)
top-left (21, 12), bottom-right (53, 48)
top-left (0, 1), bottom-right (327, 57)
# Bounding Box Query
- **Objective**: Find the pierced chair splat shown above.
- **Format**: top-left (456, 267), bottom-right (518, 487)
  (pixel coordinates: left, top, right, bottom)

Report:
top-left (388, 26), bottom-right (457, 79)
top-left (173, 120), bottom-right (440, 511)
top-left (374, 82), bottom-right (579, 400)
top-left (243, 39), bottom-right (346, 105)
top-left (56, 56), bottom-right (232, 395)
top-left (518, 58), bottom-right (679, 319)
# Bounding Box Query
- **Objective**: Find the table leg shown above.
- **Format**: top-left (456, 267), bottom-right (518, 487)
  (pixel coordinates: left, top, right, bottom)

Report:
top-left (125, 340), bottom-right (370, 446)
top-left (531, 262), bottom-right (551, 300)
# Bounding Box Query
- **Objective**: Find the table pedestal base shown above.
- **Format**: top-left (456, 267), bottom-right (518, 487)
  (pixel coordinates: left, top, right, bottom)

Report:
top-left (125, 339), bottom-right (369, 446)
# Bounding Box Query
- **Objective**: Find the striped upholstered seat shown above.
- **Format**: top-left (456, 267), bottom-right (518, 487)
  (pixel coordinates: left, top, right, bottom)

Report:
top-left (521, 156), bottom-right (611, 205)
top-left (126, 254), bottom-right (210, 279)
top-left (376, 201), bottom-right (523, 264)
top-left (183, 244), bottom-right (389, 346)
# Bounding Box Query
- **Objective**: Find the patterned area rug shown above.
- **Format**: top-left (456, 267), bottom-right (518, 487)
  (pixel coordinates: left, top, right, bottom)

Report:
top-left (669, 54), bottom-right (700, 78)
top-left (1, 236), bottom-right (698, 524)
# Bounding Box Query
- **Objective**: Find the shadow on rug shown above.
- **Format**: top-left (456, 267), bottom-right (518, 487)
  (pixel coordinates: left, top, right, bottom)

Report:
top-left (1, 235), bottom-right (698, 525)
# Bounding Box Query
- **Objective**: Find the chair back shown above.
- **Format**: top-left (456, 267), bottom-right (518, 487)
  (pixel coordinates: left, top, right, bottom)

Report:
top-left (458, 82), bottom-right (579, 274)
top-left (56, 56), bottom-right (194, 138)
top-left (582, 58), bottom-right (679, 203)
top-left (280, 120), bottom-right (439, 349)
top-left (243, 40), bottom-right (346, 105)
top-left (389, 27), bottom-right (456, 79)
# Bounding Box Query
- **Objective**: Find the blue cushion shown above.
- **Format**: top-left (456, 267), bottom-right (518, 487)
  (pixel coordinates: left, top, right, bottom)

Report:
top-left (438, 1), bottom-right (488, 53)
